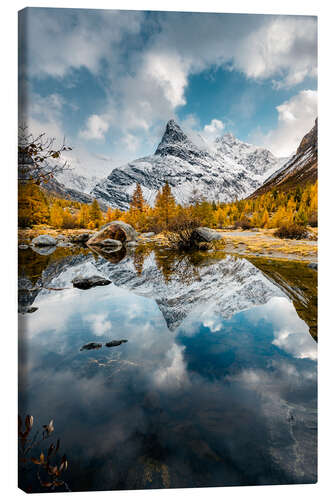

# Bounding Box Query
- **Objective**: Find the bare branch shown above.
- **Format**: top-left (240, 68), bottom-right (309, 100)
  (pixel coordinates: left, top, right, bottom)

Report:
top-left (18, 124), bottom-right (73, 185)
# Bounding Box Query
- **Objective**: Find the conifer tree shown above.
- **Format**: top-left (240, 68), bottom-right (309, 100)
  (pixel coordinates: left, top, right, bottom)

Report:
top-left (89, 199), bottom-right (102, 228)
top-left (18, 182), bottom-right (50, 227)
top-left (130, 183), bottom-right (145, 212)
top-left (78, 204), bottom-right (90, 228)
top-left (154, 182), bottom-right (176, 229)
top-left (50, 203), bottom-right (64, 228)
top-left (105, 207), bottom-right (114, 224)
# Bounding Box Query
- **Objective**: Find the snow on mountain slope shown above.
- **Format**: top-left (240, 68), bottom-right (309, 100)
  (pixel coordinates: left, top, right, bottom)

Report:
top-left (92, 120), bottom-right (284, 209)
top-left (250, 119), bottom-right (317, 197)
top-left (56, 170), bottom-right (100, 194)
top-left (55, 150), bottom-right (115, 194)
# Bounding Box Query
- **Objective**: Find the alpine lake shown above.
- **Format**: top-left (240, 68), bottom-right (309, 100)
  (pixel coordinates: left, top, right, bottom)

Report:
top-left (18, 241), bottom-right (317, 492)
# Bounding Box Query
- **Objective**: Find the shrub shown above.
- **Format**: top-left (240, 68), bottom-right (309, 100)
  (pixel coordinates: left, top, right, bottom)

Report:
top-left (165, 229), bottom-right (212, 251)
top-left (274, 223), bottom-right (308, 240)
top-left (233, 217), bottom-right (253, 230)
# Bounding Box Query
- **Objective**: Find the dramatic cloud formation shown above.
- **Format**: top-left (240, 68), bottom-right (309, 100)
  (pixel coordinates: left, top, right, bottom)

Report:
top-left (19, 8), bottom-right (317, 168)
top-left (252, 90), bottom-right (318, 156)
top-left (20, 9), bottom-right (143, 78)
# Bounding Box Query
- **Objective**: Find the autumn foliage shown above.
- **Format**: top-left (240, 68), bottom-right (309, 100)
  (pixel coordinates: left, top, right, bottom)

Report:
top-left (18, 178), bottom-right (318, 235)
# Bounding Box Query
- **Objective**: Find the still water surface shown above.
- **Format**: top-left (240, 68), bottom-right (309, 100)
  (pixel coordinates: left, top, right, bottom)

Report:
top-left (18, 246), bottom-right (317, 491)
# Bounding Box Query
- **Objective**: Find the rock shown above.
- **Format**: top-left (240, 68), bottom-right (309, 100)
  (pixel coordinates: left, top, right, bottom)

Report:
top-left (100, 239), bottom-right (122, 247)
top-left (80, 342), bottom-right (102, 351)
top-left (31, 245), bottom-right (56, 256)
top-left (72, 275), bottom-right (111, 290)
top-left (57, 241), bottom-right (74, 248)
top-left (141, 232), bottom-right (155, 238)
top-left (126, 241), bottom-right (138, 247)
top-left (105, 340), bottom-right (128, 347)
top-left (19, 244), bottom-right (29, 250)
top-left (191, 227), bottom-right (225, 242)
top-left (55, 234), bottom-right (66, 241)
top-left (87, 221), bottom-right (137, 246)
top-left (308, 262), bottom-right (318, 270)
top-left (31, 234), bottom-right (57, 247)
top-left (69, 233), bottom-right (92, 243)
top-left (27, 306), bottom-right (38, 314)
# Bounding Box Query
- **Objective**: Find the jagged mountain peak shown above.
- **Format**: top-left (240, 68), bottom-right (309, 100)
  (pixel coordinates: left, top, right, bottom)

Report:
top-left (155, 119), bottom-right (199, 157)
top-left (92, 119), bottom-right (284, 210)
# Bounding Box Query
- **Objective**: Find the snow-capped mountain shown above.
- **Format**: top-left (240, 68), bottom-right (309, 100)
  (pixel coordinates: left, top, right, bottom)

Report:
top-left (92, 120), bottom-right (284, 210)
top-left (250, 119), bottom-right (318, 197)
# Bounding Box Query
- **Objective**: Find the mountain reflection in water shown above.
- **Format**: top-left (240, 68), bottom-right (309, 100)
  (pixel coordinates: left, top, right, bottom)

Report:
top-left (18, 245), bottom-right (317, 492)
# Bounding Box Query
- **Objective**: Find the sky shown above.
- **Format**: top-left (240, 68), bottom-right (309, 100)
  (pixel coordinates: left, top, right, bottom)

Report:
top-left (19, 8), bottom-right (317, 177)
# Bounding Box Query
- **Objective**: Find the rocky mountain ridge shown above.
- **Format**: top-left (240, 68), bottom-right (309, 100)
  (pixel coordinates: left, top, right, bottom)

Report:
top-left (92, 120), bottom-right (284, 209)
top-left (250, 119), bottom-right (318, 196)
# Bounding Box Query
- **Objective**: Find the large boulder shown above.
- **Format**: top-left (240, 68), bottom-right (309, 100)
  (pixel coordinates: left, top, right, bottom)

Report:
top-left (72, 275), bottom-right (111, 290)
top-left (31, 234), bottom-right (57, 247)
top-left (87, 221), bottom-right (137, 246)
top-left (191, 227), bottom-right (225, 243)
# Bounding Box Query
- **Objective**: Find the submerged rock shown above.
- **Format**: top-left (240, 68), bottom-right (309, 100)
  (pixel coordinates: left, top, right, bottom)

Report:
top-left (19, 244), bottom-right (29, 250)
top-left (80, 342), bottom-right (102, 351)
top-left (88, 221), bottom-right (137, 246)
top-left (308, 262), bottom-right (318, 270)
top-left (105, 340), bottom-right (128, 347)
top-left (72, 275), bottom-right (111, 290)
top-left (31, 234), bottom-right (57, 247)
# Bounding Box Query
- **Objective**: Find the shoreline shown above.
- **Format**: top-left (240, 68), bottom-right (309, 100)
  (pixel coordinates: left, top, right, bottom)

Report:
top-left (18, 226), bottom-right (318, 264)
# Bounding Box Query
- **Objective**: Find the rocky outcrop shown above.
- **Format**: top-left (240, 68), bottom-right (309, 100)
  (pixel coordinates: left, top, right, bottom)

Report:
top-left (87, 221), bottom-right (137, 246)
top-left (250, 119), bottom-right (318, 196)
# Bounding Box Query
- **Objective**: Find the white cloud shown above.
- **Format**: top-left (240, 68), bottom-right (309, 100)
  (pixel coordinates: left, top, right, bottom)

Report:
top-left (20, 10), bottom-right (317, 166)
top-left (203, 119), bottom-right (225, 139)
top-left (84, 313), bottom-right (112, 336)
top-left (20, 9), bottom-right (143, 78)
top-left (154, 343), bottom-right (189, 389)
top-left (251, 90), bottom-right (317, 156)
top-left (79, 114), bottom-right (109, 140)
top-left (245, 296), bottom-right (317, 360)
top-left (232, 17), bottom-right (317, 87)
top-left (144, 51), bottom-right (188, 108)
